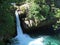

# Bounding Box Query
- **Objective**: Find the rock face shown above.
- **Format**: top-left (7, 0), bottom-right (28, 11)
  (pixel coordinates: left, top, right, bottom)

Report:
top-left (11, 3), bottom-right (30, 14)
top-left (14, 3), bottom-right (57, 35)
top-left (20, 17), bottom-right (57, 35)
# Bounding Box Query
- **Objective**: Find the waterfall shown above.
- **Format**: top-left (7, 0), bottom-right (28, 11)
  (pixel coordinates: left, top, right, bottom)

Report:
top-left (13, 10), bottom-right (45, 45)
top-left (15, 10), bottom-right (23, 35)
top-left (10, 10), bottom-right (60, 45)
top-left (14, 10), bottom-right (33, 45)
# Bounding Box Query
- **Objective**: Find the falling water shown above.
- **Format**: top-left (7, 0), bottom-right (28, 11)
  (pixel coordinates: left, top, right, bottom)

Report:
top-left (10, 9), bottom-right (60, 45)
top-left (10, 10), bottom-right (45, 45)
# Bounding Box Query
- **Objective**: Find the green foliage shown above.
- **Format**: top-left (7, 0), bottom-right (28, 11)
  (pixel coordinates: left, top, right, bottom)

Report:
top-left (0, 0), bottom-right (20, 44)
top-left (0, 0), bottom-right (16, 40)
top-left (42, 5), bottom-right (50, 14)
top-left (26, 0), bottom-right (51, 21)
top-left (35, 0), bottom-right (46, 4)
top-left (0, 14), bottom-right (15, 36)
top-left (28, 1), bottom-right (46, 21)
top-left (0, 41), bottom-right (5, 45)
top-left (53, 8), bottom-right (60, 30)
top-left (28, 2), bottom-right (40, 18)
top-left (25, 0), bottom-right (60, 31)
top-left (55, 9), bottom-right (60, 18)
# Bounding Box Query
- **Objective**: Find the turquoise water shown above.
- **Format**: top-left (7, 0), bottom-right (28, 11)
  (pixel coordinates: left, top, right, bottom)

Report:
top-left (44, 35), bottom-right (60, 45)
top-left (11, 35), bottom-right (60, 45)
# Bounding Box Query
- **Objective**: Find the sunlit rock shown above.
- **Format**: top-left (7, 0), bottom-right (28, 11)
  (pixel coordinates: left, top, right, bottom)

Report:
top-left (11, 3), bottom-right (30, 15)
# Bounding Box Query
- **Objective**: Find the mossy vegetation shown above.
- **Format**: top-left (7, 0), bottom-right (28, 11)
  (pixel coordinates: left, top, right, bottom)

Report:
top-left (20, 0), bottom-right (60, 32)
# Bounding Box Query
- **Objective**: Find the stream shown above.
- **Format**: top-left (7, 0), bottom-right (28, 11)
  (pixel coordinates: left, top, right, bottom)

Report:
top-left (10, 10), bottom-right (60, 45)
